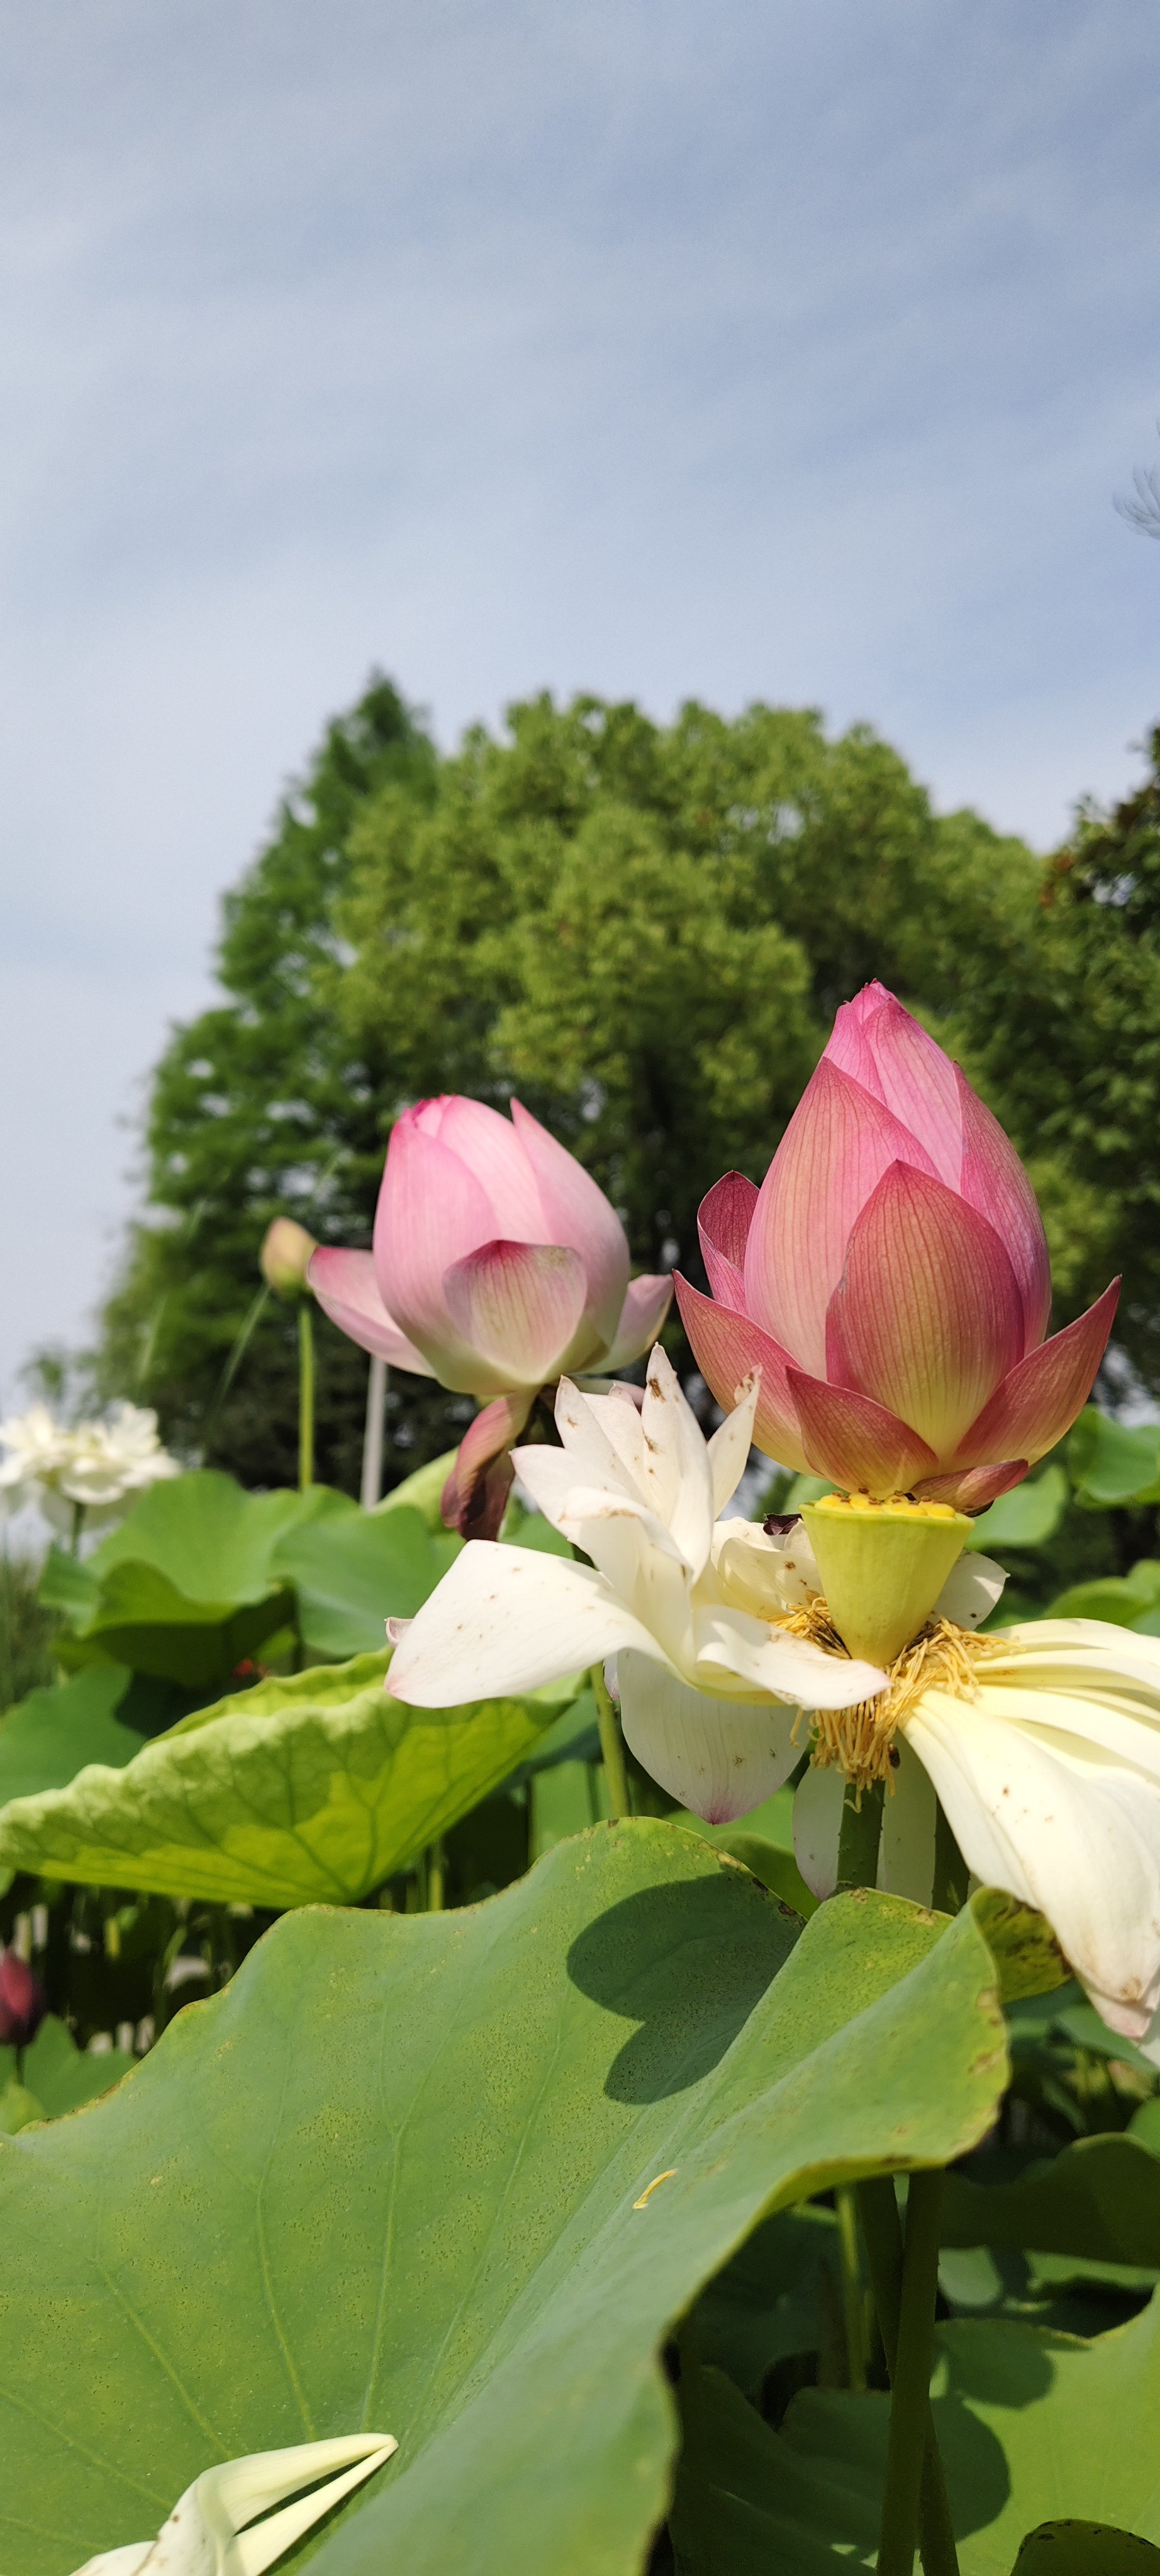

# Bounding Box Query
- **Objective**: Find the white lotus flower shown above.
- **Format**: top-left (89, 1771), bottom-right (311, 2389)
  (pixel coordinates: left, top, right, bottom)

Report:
top-left (387, 1347), bottom-right (890, 1822)
top-left (0, 1401), bottom-right (179, 1530)
top-left (70, 2433), bottom-right (396, 2576)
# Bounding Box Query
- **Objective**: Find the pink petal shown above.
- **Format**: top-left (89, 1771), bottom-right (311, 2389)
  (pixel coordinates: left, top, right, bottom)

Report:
top-left (417, 1095), bottom-right (548, 1237)
top-left (443, 1239), bottom-right (588, 1387)
top-left (374, 1110), bottom-right (506, 1385)
top-left (440, 1391), bottom-right (533, 1539)
top-left (306, 1248), bottom-right (435, 1375)
top-left (744, 1059), bottom-right (939, 1375)
top-left (955, 1070), bottom-right (1052, 1351)
top-left (673, 1274), bottom-right (811, 1470)
top-left (828, 988), bottom-right (964, 1188)
top-left (913, 1460), bottom-right (1028, 1509)
top-left (786, 1368), bottom-right (938, 1496)
top-left (601, 1272), bottom-right (674, 1370)
top-left (510, 1100), bottom-right (630, 1348)
top-left (824, 1163), bottom-right (1024, 1462)
top-left (697, 1172), bottom-right (759, 1309)
top-left (953, 1279), bottom-right (1121, 1470)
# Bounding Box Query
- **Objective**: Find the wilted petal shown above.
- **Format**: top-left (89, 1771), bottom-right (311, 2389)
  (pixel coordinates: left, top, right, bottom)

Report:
top-left (693, 1602), bottom-right (887, 1707)
top-left (374, 1114), bottom-right (504, 1386)
top-left (825, 1164), bottom-right (1023, 1460)
top-left (955, 1072), bottom-right (1051, 1350)
top-left (635, 1346), bottom-right (715, 1579)
top-left (618, 1647), bottom-right (800, 1822)
top-left (698, 1172), bottom-right (759, 1309)
top-left (514, 1445), bottom-right (692, 1659)
top-left (787, 1368), bottom-right (938, 1495)
top-left (793, 1762), bottom-right (845, 1899)
top-left (510, 1099), bottom-right (630, 1346)
top-left (706, 1368), bottom-right (761, 1514)
top-left (952, 1280), bottom-right (1120, 1470)
top-left (931, 1549), bottom-right (1008, 1628)
top-left (440, 1391), bottom-right (533, 1539)
top-left (830, 988), bottom-right (964, 1188)
top-left (905, 1693), bottom-right (1160, 2038)
top-left (554, 1377), bottom-right (647, 1494)
top-left (913, 1460), bottom-right (1027, 1509)
top-left (307, 1248), bottom-right (435, 1375)
top-left (674, 1274), bottom-right (811, 1470)
top-left (878, 1736), bottom-right (937, 1906)
top-left (744, 1059), bottom-right (939, 1375)
top-left (601, 1271), bottom-right (674, 1369)
top-left (72, 2437), bottom-right (397, 2576)
top-left (443, 1240), bottom-right (588, 1387)
top-left (386, 1540), bottom-right (666, 1703)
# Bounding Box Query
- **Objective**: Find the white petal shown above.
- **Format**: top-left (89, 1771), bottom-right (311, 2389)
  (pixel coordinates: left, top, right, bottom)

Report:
top-left (710, 1518), bottom-right (819, 1618)
top-left (705, 1370), bottom-right (761, 1517)
top-left (385, 1540), bottom-right (669, 1704)
top-left (969, 1678), bottom-right (1160, 1784)
top-left (793, 1762), bottom-right (845, 1899)
top-left (618, 1646), bottom-right (799, 1823)
top-left (693, 1604), bottom-right (888, 1711)
top-left (639, 1346), bottom-right (715, 1577)
top-left (553, 1377), bottom-right (645, 1499)
top-left (513, 1444), bottom-right (628, 1534)
top-left (879, 1736), bottom-right (937, 1905)
top-left (934, 1550), bottom-right (1007, 1628)
top-left (72, 2438), bottom-right (396, 2576)
top-left (905, 1692), bottom-right (1160, 2032)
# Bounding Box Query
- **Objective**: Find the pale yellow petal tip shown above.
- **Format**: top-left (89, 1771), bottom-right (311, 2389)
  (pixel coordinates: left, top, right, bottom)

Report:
top-left (71, 2434), bottom-right (398, 2576)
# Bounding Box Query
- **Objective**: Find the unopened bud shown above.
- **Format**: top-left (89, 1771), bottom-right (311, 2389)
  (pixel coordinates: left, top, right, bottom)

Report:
top-left (0, 1948), bottom-right (47, 2047)
top-left (260, 1218), bottom-right (318, 1299)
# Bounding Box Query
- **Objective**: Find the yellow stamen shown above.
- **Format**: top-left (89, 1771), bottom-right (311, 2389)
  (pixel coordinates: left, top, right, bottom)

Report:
top-left (772, 1600), bottom-right (1006, 1791)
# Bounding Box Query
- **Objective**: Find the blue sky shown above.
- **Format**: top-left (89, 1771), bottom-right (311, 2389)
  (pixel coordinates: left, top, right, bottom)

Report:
top-left (1, 0), bottom-right (1158, 1398)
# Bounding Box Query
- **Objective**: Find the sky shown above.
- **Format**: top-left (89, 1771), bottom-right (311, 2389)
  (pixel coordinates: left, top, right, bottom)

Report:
top-left (1, 0), bottom-right (1158, 1403)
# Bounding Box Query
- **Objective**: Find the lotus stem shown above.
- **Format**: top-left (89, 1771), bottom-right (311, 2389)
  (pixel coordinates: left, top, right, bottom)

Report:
top-left (835, 1776), bottom-right (884, 1892)
top-left (298, 1302), bottom-right (315, 1493)
top-left (871, 2171), bottom-right (957, 2576)
top-left (361, 1355), bottom-right (388, 1508)
top-left (856, 2177), bottom-right (959, 2576)
top-left (427, 1838), bottom-right (446, 1913)
top-left (70, 1500), bottom-right (85, 1558)
top-left (932, 1802), bottom-right (969, 1914)
top-left (591, 1662), bottom-right (631, 1821)
top-left (835, 2185), bottom-right (867, 2391)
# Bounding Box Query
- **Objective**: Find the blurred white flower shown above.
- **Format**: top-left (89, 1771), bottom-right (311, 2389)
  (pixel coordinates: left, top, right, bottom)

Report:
top-left (70, 2433), bottom-right (396, 2576)
top-left (0, 1401), bottom-right (179, 1532)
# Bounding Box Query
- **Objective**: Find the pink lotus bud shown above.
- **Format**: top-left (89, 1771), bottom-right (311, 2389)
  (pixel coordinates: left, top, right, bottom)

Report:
top-left (260, 1218), bottom-right (318, 1299)
top-left (309, 1096), bottom-right (674, 1534)
top-left (676, 982), bottom-right (1118, 1503)
top-left (0, 1948), bottom-right (47, 2047)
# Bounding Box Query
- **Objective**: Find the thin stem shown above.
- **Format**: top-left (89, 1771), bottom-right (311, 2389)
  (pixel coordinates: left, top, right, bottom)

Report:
top-left (360, 1355), bottom-right (388, 1509)
top-left (836, 1777), bottom-right (884, 1892)
top-left (857, 2179), bottom-right (959, 2576)
top-left (69, 1500), bottom-right (85, 1558)
top-left (427, 1838), bottom-right (446, 1913)
top-left (876, 2172), bottom-right (953, 2576)
top-left (835, 2185), bottom-right (866, 2392)
top-left (932, 1801), bottom-right (969, 1914)
top-left (298, 1301), bottom-right (315, 1493)
top-left (591, 1662), bottom-right (631, 1821)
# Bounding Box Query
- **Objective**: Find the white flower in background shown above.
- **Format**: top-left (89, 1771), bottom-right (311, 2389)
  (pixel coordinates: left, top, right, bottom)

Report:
top-left (70, 2433), bottom-right (396, 2576)
top-left (0, 1401), bottom-right (179, 1533)
top-left (387, 1347), bottom-right (890, 1823)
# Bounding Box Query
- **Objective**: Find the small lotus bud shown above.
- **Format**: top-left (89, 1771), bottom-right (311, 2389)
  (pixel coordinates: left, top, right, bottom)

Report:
top-left (0, 1948), bottom-right (47, 2047)
top-left (260, 1218), bottom-right (318, 1299)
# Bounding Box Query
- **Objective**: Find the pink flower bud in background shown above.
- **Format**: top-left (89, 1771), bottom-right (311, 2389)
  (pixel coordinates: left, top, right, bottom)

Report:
top-left (676, 981), bottom-right (1118, 1507)
top-left (0, 1948), bottom-right (47, 2048)
top-left (309, 1097), bottom-right (672, 1533)
top-left (260, 1217), bottom-right (318, 1299)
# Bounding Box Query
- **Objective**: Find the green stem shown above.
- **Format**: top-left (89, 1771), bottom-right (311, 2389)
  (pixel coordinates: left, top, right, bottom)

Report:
top-left (298, 1301), bottom-right (315, 1493)
top-left (875, 2172), bottom-right (954, 2576)
top-left (427, 1838), bottom-right (446, 1913)
top-left (591, 1662), bottom-right (631, 1821)
top-left (856, 2180), bottom-right (958, 2575)
top-left (932, 1801), bottom-right (969, 1914)
top-left (836, 1777), bottom-right (884, 1892)
top-left (69, 1500), bottom-right (85, 1558)
top-left (835, 2185), bottom-right (866, 2392)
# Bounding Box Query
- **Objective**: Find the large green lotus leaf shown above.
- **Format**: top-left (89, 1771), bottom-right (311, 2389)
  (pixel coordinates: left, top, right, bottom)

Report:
top-left (56, 1559), bottom-right (298, 1685)
top-left (1046, 1562), bottom-right (1160, 1628)
top-left (968, 1464), bottom-right (1068, 1554)
top-left (0, 1652), bottom-right (563, 1904)
top-left (1012, 2524), bottom-right (1160, 2572)
top-left (672, 2290), bottom-right (1160, 2572)
top-left (0, 2015), bottom-right (134, 2134)
top-left (272, 1503), bottom-right (461, 1657)
top-left (0, 1665), bottom-right (145, 1805)
top-left (0, 1834), bottom-right (1010, 2576)
top-left (1068, 1409), bottom-right (1160, 1510)
top-left (942, 2132), bottom-right (1160, 2268)
top-left (87, 1470), bottom-right (330, 1598)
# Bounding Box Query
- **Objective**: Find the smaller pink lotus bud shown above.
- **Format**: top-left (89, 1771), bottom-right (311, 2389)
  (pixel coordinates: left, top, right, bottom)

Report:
top-left (0, 1948), bottom-right (47, 2047)
top-left (260, 1218), bottom-right (318, 1299)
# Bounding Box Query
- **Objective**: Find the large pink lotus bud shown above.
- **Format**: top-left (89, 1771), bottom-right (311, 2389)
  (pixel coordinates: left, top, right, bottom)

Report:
top-left (309, 1097), bottom-right (672, 1531)
top-left (676, 982), bottom-right (1118, 1507)
top-left (0, 1948), bottom-right (46, 2047)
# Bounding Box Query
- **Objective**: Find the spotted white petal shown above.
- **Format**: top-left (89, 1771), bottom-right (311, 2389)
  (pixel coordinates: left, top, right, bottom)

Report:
top-left (693, 1604), bottom-right (888, 1710)
top-left (618, 1648), bottom-right (799, 1823)
top-left (386, 1539), bottom-right (671, 1704)
top-left (711, 1517), bottom-right (819, 1618)
top-left (933, 1549), bottom-right (1007, 1629)
top-left (71, 2436), bottom-right (396, 2576)
top-left (705, 1369), bottom-right (761, 1517)
top-left (793, 1762), bottom-right (845, 1899)
top-left (638, 1347), bottom-right (715, 1579)
top-left (552, 1378), bottom-right (645, 1499)
top-left (878, 1735), bottom-right (938, 1906)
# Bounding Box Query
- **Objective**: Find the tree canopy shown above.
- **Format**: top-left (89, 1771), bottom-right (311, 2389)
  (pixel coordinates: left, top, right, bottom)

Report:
top-left (94, 677), bottom-right (1151, 1491)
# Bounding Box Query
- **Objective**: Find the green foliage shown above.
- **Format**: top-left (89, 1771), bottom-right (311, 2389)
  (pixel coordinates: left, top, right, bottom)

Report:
top-left (0, 1836), bottom-right (1010, 2576)
top-left (0, 1550), bottom-right (59, 1714)
top-left (0, 1665), bottom-right (145, 1804)
top-left (0, 2015), bottom-right (135, 2134)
